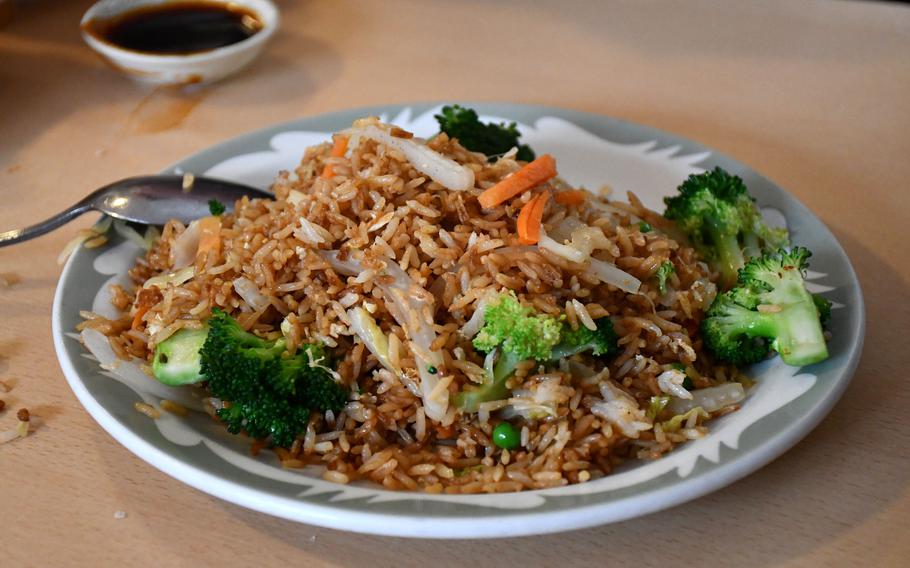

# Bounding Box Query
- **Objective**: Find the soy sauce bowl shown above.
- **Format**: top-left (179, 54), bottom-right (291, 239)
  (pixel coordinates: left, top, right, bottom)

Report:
top-left (81, 0), bottom-right (279, 86)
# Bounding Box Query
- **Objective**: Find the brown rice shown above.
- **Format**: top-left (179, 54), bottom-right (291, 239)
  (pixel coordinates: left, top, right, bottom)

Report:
top-left (80, 117), bottom-right (749, 493)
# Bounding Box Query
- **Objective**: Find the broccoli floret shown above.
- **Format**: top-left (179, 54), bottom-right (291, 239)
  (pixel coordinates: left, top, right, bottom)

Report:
top-left (813, 293), bottom-right (832, 326)
top-left (152, 309), bottom-right (347, 447)
top-left (655, 261), bottom-right (675, 295)
top-left (664, 168), bottom-right (789, 288)
top-left (472, 291), bottom-right (562, 360)
top-left (435, 105), bottom-right (535, 161)
top-left (550, 320), bottom-right (619, 360)
top-left (456, 293), bottom-right (618, 412)
top-left (701, 248), bottom-right (829, 367)
top-left (208, 199), bottom-right (226, 216)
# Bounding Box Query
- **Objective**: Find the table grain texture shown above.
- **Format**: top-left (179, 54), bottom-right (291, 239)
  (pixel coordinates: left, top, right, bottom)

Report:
top-left (1, 1), bottom-right (908, 566)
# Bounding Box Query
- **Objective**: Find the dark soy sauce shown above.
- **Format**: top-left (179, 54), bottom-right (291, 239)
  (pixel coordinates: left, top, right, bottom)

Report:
top-left (85, 1), bottom-right (263, 55)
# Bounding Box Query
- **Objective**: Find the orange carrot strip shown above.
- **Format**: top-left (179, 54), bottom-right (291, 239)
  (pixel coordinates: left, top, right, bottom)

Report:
top-left (321, 135), bottom-right (349, 179)
top-left (131, 305), bottom-right (150, 330)
top-left (516, 197), bottom-right (535, 244)
top-left (517, 191), bottom-right (551, 245)
top-left (554, 189), bottom-right (587, 205)
top-left (478, 154), bottom-right (557, 209)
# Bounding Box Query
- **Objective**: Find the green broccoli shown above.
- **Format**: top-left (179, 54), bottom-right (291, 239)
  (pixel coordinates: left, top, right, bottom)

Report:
top-left (663, 167), bottom-right (789, 288)
top-left (435, 105), bottom-right (535, 161)
top-left (549, 321), bottom-right (619, 360)
top-left (151, 309), bottom-right (347, 446)
top-left (701, 247), bottom-right (829, 367)
top-left (813, 293), bottom-right (832, 326)
top-left (655, 261), bottom-right (676, 295)
top-left (471, 292), bottom-right (562, 360)
top-left (455, 292), bottom-right (618, 412)
top-left (208, 199), bottom-right (226, 216)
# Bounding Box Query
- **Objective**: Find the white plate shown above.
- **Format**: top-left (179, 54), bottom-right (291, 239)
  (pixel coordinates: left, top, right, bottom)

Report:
top-left (53, 103), bottom-right (864, 538)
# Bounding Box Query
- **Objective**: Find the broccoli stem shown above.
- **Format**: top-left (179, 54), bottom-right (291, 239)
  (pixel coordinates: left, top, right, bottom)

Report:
top-left (550, 340), bottom-right (592, 361)
top-left (710, 227), bottom-right (745, 288)
top-left (454, 350), bottom-right (522, 412)
top-left (765, 281), bottom-right (829, 366)
top-left (742, 232), bottom-right (762, 260)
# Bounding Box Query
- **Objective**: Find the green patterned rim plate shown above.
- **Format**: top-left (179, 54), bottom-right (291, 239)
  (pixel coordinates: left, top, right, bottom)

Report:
top-left (52, 103), bottom-right (864, 538)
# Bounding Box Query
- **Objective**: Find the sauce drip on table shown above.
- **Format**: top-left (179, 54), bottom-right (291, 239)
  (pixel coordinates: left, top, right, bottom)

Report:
top-left (84, 1), bottom-right (263, 55)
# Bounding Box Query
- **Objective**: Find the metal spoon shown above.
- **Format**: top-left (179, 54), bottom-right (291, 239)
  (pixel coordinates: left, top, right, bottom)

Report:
top-left (0, 175), bottom-right (273, 247)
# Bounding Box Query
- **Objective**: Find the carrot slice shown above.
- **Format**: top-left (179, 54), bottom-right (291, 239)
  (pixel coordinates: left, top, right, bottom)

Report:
top-left (131, 304), bottom-right (150, 330)
top-left (321, 135), bottom-right (349, 179)
top-left (195, 216), bottom-right (222, 262)
top-left (517, 191), bottom-right (551, 245)
top-left (478, 154), bottom-right (557, 209)
top-left (554, 189), bottom-right (587, 205)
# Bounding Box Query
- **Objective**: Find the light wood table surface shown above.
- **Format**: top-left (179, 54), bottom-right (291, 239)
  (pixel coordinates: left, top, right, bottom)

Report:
top-left (2, 1), bottom-right (909, 566)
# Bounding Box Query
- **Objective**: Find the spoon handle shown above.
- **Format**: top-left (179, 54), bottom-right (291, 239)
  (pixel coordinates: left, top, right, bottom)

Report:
top-left (0, 199), bottom-right (94, 248)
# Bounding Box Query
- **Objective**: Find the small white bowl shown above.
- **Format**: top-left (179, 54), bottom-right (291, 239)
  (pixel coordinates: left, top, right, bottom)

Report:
top-left (81, 0), bottom-right (279, 86)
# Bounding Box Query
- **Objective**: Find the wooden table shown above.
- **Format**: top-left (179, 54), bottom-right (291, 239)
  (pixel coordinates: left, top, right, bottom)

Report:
top-left (2, 1), bottom-right (908, 565)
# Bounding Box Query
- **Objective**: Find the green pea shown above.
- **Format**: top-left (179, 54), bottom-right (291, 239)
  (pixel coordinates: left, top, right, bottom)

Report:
top-left (638, 221), bottom-right (652, 233)
top-left (492, 422), bottom-right (520, 449)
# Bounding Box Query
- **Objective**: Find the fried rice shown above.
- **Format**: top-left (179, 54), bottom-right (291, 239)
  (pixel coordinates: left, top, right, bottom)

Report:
top-left (79, 117), bottom-right (751, 493)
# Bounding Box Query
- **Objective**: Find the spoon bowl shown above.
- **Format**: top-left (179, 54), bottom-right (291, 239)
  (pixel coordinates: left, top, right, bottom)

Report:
top-left (0, 175), bottom-right (272, 247)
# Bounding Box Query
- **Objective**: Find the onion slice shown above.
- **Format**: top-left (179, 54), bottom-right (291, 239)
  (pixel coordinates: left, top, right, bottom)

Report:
top-left (347, 125), bottom-right (475, 191)
top-left (586, 258), bottom-right (641, 294)
top-left (538, 229), bottom-right (587, 263)
top-left (538, 226), bottom-right (641, 294)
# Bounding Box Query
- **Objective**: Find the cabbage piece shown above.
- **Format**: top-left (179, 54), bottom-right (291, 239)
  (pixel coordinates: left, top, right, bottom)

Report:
top-left (538, 225), bottom-right (641, 294)
top-left (656, 369), bottom-right (692, 399)
top-left (232, 277), bottom-right (270, 311)
top-left (57, 217), bottom-right (113, 265)
top-left (171, 220), bottom-right (200, 268)
top-left (646, 395), bottom-right (670, 421)
top-left (143, 265), bottom-right (195, 289)
top-left (80, 328), bottom-right (203, 410)
top-left (347, 306), bottom-right (398, 375)
top-left (661, 407), bottom-right (709, 433)
top-left (504, 376), bottom-right (572, 420)
top-left (321, 250), bottom-right (450, 422)
top-left (667, 382), bottom-right (745, 414)
top-left (113, 220), bottom-right (159, 251)
top-left (591, 381), bottom-right (652, 438)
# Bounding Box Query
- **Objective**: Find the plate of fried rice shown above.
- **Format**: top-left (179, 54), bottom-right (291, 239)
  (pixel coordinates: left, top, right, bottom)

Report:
top-left (52, 103), bottom-right (864, 538)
